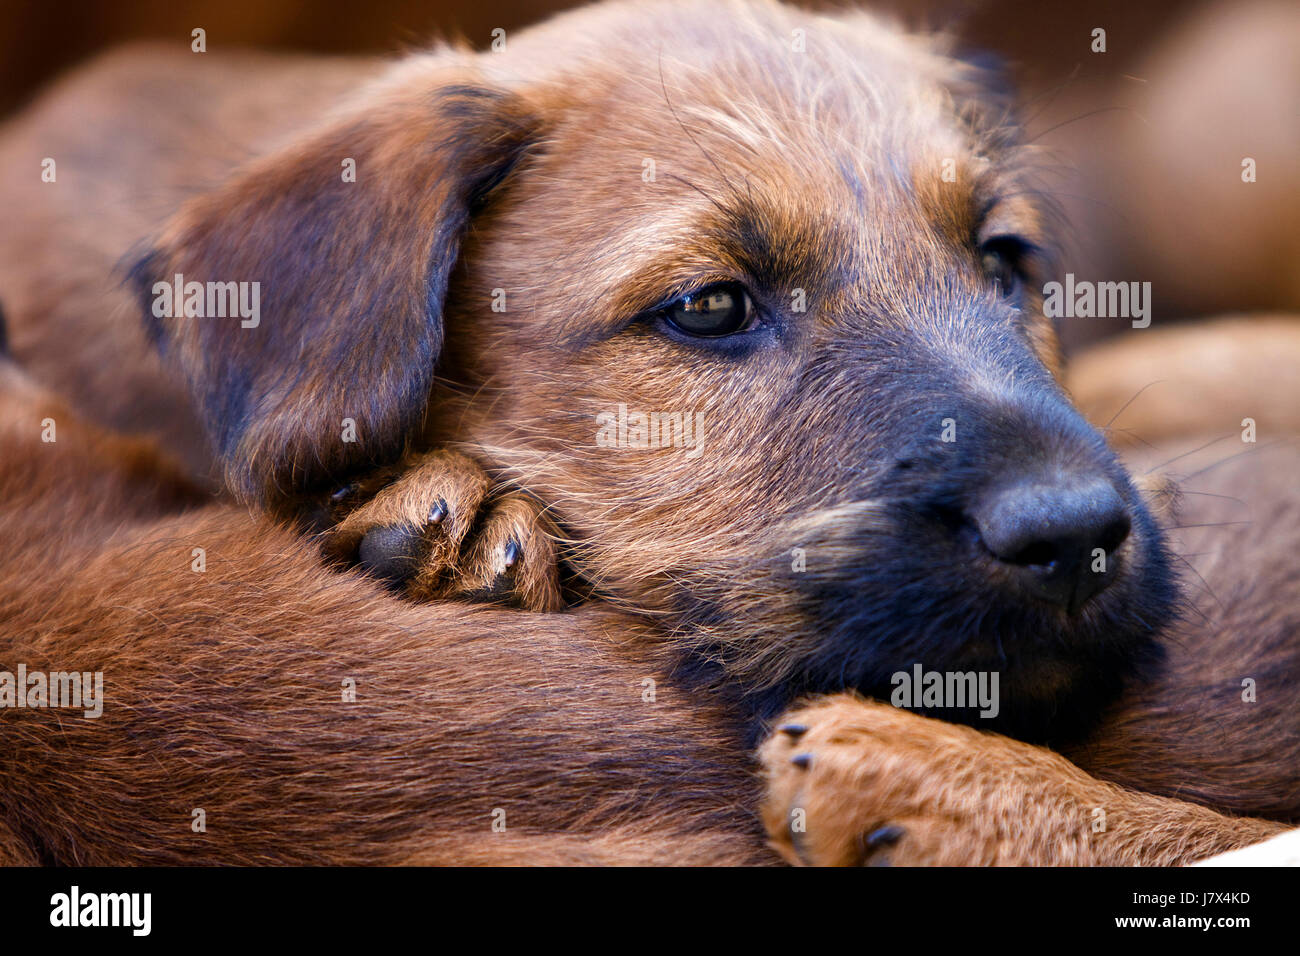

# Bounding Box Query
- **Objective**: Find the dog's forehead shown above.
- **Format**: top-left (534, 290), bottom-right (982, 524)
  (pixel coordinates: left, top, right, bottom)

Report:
top-left (474, 0), bottom-right (1024, 343)
top-left (511, 0), bottom-right (979, 171)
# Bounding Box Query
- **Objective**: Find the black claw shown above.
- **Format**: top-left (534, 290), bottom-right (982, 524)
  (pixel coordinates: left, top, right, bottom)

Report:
top-left (790, 753), bottom-right (812, 770)
top-left (428, 498), bottom-right (448, 525)
top-left (502, 538), bottom-right (521, 569)
top-left (864, 824), bottom-right (906, 849)
top-left (778, 723), bottom-right (808, 739)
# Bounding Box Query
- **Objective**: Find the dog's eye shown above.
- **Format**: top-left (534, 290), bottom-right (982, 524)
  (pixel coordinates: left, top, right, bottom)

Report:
top-left (662, 282), bottom-right (756, 338)
top-left (979, 236), bottom-right (1031, 297)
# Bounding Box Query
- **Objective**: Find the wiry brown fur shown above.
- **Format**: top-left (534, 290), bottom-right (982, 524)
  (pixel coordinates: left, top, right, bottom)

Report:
top-left (0, 0), bottom-right (1297, 865)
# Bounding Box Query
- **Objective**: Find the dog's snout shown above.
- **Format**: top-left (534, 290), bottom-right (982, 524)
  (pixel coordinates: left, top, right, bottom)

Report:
top-left (973, 476), bottom-right (1131, 613)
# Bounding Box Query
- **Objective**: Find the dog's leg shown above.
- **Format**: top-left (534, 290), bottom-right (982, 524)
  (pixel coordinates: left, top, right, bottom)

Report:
top-left (314, 449), bottom-right (563, 611)
top-left (757, 695), bottom-right (1287, 866)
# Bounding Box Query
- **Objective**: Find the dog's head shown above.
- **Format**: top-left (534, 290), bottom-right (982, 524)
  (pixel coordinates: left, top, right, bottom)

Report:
top-left (138, 0), bottom-right (1176, 741)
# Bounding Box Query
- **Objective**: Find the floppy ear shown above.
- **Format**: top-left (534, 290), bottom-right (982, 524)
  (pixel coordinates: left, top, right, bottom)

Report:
top-left (134, 66), bottom-right (537, 508)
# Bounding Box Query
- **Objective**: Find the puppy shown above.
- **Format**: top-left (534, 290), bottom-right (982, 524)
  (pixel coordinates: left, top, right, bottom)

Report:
top-left (0, 0), bottom-right (1296, 864)
top-left (1, 0), bottom-right (1174, 736)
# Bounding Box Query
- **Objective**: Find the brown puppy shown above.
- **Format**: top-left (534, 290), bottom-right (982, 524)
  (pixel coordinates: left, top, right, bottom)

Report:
top-left (0, 0), bottom-right (1297, 864)
top-left (3, 0), bottom-right (1168, 733)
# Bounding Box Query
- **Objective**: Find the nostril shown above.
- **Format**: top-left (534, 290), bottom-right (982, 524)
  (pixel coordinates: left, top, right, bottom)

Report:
top-left (1001, 513), bottom-right (1131, 569)
top-left (1005, 539), bottom-right (1060, 569)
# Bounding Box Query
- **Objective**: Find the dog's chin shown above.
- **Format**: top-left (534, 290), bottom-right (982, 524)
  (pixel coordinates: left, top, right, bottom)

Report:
top-left (742, 504), bottom-right (1181, 746)
top-left (856, 637), bottom-right (1166, 746)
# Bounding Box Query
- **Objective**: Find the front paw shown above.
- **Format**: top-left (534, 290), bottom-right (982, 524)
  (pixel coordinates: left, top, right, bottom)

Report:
top-left (758, 695), bottom-right (1010, 866)
top-left (317, 449), bottom-right (563, 611)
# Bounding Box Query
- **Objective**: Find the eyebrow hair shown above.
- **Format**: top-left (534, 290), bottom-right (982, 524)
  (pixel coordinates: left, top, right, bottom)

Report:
top-left (545, 194), bottom-right (854, 349)
top-left (713, 190), bottom-right (851, 292)
top-left (979, 173), bottom-right (1061, 260)
top-left (544, 256), bottom-right (745, 353)
top-left (934, 153), bottom-right (1056, 256)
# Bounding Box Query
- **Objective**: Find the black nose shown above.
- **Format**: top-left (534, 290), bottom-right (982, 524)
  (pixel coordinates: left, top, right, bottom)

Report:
top-left (973, 477), bottom-right (1131, 613)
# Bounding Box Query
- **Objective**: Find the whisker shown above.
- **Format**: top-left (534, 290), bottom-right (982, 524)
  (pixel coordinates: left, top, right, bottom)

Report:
top-left (1143, 433), bottom-right (1234, 475)
top-left (657, 50), bottom-right (734, 197)
top-left (1171, 552), bottom-right (1224, 613)
top-left (1103, 379), bottom-right (1165, 429)
top-left (664, 173), bottom-right (731, 217)
top-left (1020, 62), bottom-right (1084, 126)
top-left (1103, 427), bottom-right (1157, 451)
top-left (1176, 490), bottom-right (1248, 508)
top-left (1178, 439), bottom-right (1290, 483)
top-left (1027, 105), bottom-right (1148, 143)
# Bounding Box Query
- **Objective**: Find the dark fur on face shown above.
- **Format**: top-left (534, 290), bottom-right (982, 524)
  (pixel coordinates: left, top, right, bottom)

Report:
top-left (129, 0), bottom-right (1177, 744)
